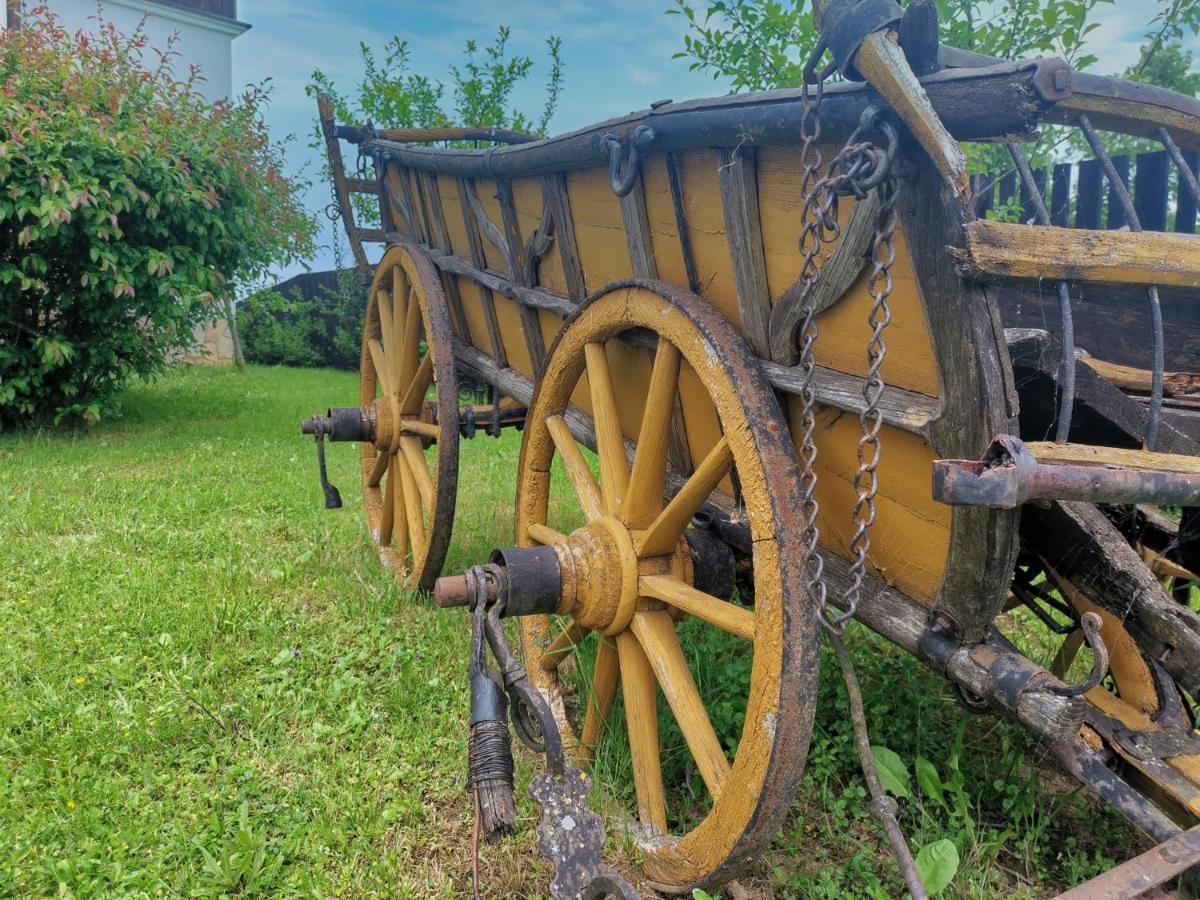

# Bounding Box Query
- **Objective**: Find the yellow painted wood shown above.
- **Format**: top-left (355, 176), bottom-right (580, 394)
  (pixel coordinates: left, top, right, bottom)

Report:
top-left (397, 451), bottom-right (426, 557)
top-left (492, 294), bottom-right (536, 379)
top-left (630, 610), bottom-right (730, 800)
top-left (377, 288), bottom-right (396, 368)
top-left (615, 630), bottom-right (668, 832)
top-left (400, 354), bottom-right (433, 416)
top-left (455, 275), bottom-right (498, 353)
top-left (581, 639), bottom-right (619, 751)
top-left (380, 455), bottom-right (396, 545)
top-left (538, 309), bottom-right (564, 355)
top-left (787, 398), bottom-right (950, 602)
top-left (624, 343), bottom-right (682, 528)
top-left (565, 167), bottom-right (634, 292)
top-left (638, 437), bottom-right (734, 557)
top-left (366, 448), bottom-right (389, 488)
top-left (547, 414), bottom-right (603, 521)
top-left (641, 154), bottom-right (691, 289)
top-left (676, 149), bottom-right (742, 328)
top-left (528, 521), bottom-right (569, 546)
top-left (585, 341), bottom-right (631, 515)
top-left (640, 574), bottom-right (756, 640)
top-left (605, 339), bottom-right (655, 444)
top-left (676, 359), bottom-right (733, 496)
top-left (756, 145), bottom-right (940, 396)
top-left (964, 220), bottom-right (1200, 288)
top-left (400, 436), bottom-right (433, 511)
top-left (392, 455), bottom-right (409, 562)
top-left (400, 419), bottom-right (440, 439)
top-left (471, 179), bottom-right (509, 274)
top-left (513, 177), bottom-right (569, 295)
top-left (367, 339), bottom-right (392, 393)
top-left (397, 293), bottom-right (421, 388)
top-left (436, 175), bottom-right (470, 259)
top-left (1025, 441), bottom-right (1200, 475)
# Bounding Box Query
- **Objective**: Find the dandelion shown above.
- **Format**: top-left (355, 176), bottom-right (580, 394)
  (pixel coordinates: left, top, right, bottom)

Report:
top-left (74, 676), bottom-right (86, 686)
top-left (66, 800), bottom-right (75, 810)
top-left (17, 599), bottom-right (27, 605)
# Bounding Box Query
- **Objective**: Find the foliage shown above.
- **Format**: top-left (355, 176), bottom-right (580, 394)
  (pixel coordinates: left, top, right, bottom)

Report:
top-left (308, 28), bottom-right (564, 233)
top-left (0, 9), bottom-right (315, 429)
top-left (238, 273), bottom-right (366, 371)
top-left (310, 27), bottom-right (564, 138)
top-left (669, 0), bottom-right (1115, 93)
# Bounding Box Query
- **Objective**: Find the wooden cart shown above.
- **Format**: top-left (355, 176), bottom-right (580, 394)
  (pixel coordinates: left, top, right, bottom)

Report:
top-left (304, 3), bottom-right (1200, 894)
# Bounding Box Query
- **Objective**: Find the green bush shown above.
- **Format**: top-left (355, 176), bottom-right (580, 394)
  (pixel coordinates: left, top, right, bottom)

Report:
top-left (0, 9), bottom-right (315, 428)
top-left (238, 274), bottom-right (365, 371)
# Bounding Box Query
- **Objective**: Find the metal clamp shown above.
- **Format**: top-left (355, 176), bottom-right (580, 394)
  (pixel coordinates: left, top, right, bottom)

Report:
top-left (600, 125), bottom-right (655, 197)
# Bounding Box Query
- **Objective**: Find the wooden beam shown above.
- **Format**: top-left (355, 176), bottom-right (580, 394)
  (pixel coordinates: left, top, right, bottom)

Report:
top-left (719, 146), bottom-right (772, 358)
top-left (961, 220), bottom-right (1200, 288)
top-left (420, 171), bottom-right (470, 344)
top-left (665, 152), bottom-right (701, 294)
top-left (316, 94), bottom-right (371, 276)
top-left (542, 173), bottom-right (586, 302)
top-left (496, 179), bottom-right (547, 374)
top-left (456, 177), bottom-right (509, 367)
top-left (618, 177), bottom-right (657, 280)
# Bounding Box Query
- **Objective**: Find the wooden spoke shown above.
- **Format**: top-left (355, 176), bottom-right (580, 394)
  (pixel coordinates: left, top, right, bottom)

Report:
top-left (624, 342), bottom-right (681, 528)
top-left (538, 620), bottom-right (590, 671)
top-left (379, 456), bottom-right (396, 545)
top-left (400, 419), bottom-right (440, 439)
top-left (584, 341), bottom-right (630, 515)
top-left (397, 292), bottom-right (422, 388)
top-left (400, 436), bottom-right (433, 510)
top-left (615, 631), bottom-right (668, 832)
top-left (580, 638), bottom-right (619, 750)
top-left (400, 353), bottom-right (434, 416)
top-left (630, 610), bottom-right (730, 800)
top-left (368, 338), bottom-right (392, 394)
top-left (547, 414), bottom-right (602, 521)
top-left (397, 451), bottom-right (427, 554)
top-left (377, 288), bottom-right (395, 361)
top-left (367, 448), bottom-right (390, 487)
top-left (527, 522), bottom-right (568, 546)
top-left (392, 456), bottom-right (409, 562)
top-left (640, 574), bottom-right (756, 641)
top-left (637, 437), bottom-right (734, 557)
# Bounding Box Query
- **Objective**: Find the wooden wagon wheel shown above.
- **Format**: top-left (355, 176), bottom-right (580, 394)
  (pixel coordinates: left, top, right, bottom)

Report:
top-left (360, 242), bottom-right (459, 592)
top-left (515, 281), bottom-right (818, 891)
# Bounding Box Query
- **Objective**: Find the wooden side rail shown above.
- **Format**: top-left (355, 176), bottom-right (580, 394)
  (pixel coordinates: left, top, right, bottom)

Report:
top-left (959, 220), bottom-right (1200, 288)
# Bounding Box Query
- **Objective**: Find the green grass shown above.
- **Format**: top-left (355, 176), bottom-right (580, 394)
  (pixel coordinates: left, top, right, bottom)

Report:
top-left (0, 366), bottom-right (1144, 897)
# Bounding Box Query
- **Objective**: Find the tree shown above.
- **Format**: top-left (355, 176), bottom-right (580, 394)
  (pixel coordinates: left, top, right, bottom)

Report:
top-left (0, 9), bottom-right (315, 428)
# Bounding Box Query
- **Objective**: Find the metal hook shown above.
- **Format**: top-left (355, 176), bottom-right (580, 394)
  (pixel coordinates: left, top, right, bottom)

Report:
top-left (601, 125), bottom-right (655, 197)
top-left (1041, 611), bottom-right (1109, 698)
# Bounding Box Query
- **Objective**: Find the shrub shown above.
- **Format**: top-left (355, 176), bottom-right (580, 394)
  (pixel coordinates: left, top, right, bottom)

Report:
top-left (238, 272), bottom-right (366, 371)
top-left (0, 9), bottom-right (315, 428)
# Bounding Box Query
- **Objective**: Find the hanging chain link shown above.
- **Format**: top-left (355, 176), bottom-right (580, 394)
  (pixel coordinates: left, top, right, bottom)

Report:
top-left (795, 56), bottom-right (899, 635)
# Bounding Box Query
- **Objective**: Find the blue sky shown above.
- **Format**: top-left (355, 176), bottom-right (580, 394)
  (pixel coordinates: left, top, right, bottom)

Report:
top-left (232, 0), bottom-right (1155, 279)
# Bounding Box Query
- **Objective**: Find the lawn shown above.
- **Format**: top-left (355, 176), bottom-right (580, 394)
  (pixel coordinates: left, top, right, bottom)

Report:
top-left (0, 365), bottom-right (1144, 898)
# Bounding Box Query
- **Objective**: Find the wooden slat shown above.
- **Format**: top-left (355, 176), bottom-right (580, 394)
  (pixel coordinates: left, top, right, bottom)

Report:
top-left (618, 175), bottom-right (657, 279)
top-left (456, 177), bottom-right (509, 367)
top-left (397, 166), bottom-right (428, 245)
top-left (355, 227), bottom-right (387, 244)
top-left (542, 173), bottom-right (586, 302)
top-left (638, 437), bottom-right (733, 557)
top-left (961, 220), bottom-right (1200, 288)
top-left (346, 176), bottom-right (379, 194)
top-left (1025, 441), bottom-right (1200, 476)
top-left (1135, 150), bottom-right (1170, 232)
top-left (1076, 158), bottom-right (1103, 229)
top-left (640, 574), bottom-right (756, 640)
top-left (496, 179), bottom-right (547, 374)
top-left (1177, 149), bottom-right (1199, 235)
top-left (719, 146), bottom-right (772, 358)
top-left (1050, 163), bottom-right (1072, 227)
top-left (665, 151), bottom-right (701, 293)
top-left (1079, 356), bottom-right (1200, 398)
top-left (419, 172), bottom-right (470, 343)
top-left (1107, 155), bottom-right (1132, 230)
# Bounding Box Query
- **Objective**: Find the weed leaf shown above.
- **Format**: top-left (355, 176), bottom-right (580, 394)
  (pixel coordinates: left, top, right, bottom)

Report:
top-left (915, 838), bottom-right (959, 896)
top-left (870, 745), bottom-right (911, 799)
top-left (915, 755), bottom-right (945, 805)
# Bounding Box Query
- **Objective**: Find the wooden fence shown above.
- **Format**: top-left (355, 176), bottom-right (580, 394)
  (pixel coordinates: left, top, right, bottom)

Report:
top-left (973, 147), bottom-right (1200, 234)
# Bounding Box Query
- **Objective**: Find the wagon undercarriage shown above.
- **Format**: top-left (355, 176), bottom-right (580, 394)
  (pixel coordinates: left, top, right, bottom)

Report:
top-left (302, 0), bottom-right (1200, 895)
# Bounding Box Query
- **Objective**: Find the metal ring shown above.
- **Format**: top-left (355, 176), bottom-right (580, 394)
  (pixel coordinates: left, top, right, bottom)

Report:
top-left (601, 126), bottom-right (655, 198)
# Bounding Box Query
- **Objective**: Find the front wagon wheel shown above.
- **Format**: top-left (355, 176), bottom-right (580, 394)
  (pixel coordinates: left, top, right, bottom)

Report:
top-left (515, 280), bottom-right (819, 892)
top-left (359, 242), bottom-right (459, 593)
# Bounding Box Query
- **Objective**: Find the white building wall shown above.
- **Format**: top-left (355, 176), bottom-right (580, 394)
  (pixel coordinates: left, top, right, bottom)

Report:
top-left (9, 0), bottom-right (248, 102)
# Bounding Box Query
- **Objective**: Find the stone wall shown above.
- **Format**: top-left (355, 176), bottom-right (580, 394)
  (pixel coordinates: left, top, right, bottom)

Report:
top-left (180, 318), bottom-right (236, 365)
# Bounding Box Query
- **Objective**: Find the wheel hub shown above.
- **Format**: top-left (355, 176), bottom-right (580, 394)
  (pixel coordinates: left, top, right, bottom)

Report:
top-left (556, 517), bottom-right (641, 635)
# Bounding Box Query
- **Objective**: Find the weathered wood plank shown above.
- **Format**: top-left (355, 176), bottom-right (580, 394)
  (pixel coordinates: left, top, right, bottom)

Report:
top-left (456, 177), bottom-right (509, 367)
top-left (718, 146), bottom-right (772, 357)
top-left (1177, 149), bottom-right (1199, 235)
top-left (1076, 158), bottom-right (1103, 230)
top-left (542, 173), bottom-right (586, 302)
top-left (1050, 163), bottom-right (1072, 227)
top-left (1106, 155), bottom-right (1131, 230)
top-left (1135, 150), bottom-right (1170, 232)
top-left (961, 220), bottom-right (1200, 288)
top-left (417, 171), bottom-right (470, 343)
top-left (618, 177), bottom-right (658, 280)
top-left (496, 179), bottom-right (547, 374)
top-left (665, 152), bottom-right (701, 293)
